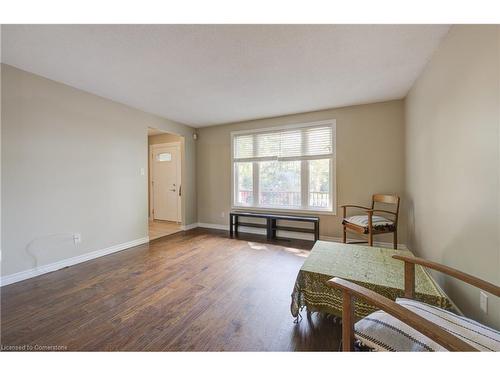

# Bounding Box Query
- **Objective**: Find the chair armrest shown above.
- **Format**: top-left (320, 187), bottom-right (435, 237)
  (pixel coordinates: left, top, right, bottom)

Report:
top-left (341, 204), bottom-right (372, 210)
top-left (392, 255), bottom-right (500, 297)
top-left (327, 277), bottom-right (477, 351)
top-left (366, 209), bottom-right (397, 217)
top-left (341, 205), bottom-right (372, 219)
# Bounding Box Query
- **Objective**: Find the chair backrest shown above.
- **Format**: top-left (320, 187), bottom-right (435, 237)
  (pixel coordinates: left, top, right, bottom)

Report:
top-left (372, 194), bottom-right (399, 205)
top-left (371, 194), bottom-right (400, 222)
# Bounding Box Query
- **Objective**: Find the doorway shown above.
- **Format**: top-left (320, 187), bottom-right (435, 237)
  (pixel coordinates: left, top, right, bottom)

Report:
top-left (148, 128), bottom-right (183, 240)
top-left (151, 142), bottom-right (181, 221)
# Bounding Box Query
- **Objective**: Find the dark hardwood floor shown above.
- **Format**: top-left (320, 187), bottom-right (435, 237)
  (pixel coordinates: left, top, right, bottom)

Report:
top-left (1, 228), bottom-right (341, 351)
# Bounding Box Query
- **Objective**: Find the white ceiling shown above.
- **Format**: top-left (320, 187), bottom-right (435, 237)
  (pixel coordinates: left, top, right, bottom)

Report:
top-left (1, 25), bottom-right (449, 127)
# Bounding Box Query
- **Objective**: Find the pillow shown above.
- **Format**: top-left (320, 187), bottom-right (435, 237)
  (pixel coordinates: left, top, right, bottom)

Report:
top-left (354, 298), bottom-right (500, 352)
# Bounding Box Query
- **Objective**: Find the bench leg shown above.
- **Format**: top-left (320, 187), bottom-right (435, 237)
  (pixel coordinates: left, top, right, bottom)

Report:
top-left (229, 214), bottom-right (234, 237)
top-left (271, 219), bottom-right (277, 239)
top-left (342, 225), bottom-right (346, 243)
top-left (314, 221), bottom-right (319, 242)
top-left (234, 215), bottom-right (239, 236)
top-left (266, 218), bottom-right (272, 240)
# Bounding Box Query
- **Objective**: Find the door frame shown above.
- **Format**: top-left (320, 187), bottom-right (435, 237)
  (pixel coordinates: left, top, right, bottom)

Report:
top-left (149, 142), bottom-right (182, 223)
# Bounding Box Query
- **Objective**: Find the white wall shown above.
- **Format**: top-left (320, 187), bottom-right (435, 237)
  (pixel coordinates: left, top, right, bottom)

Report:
top-left (1, 64), bottom-right (196, 280)
top-left (405, 25), bottom-right (500, 328)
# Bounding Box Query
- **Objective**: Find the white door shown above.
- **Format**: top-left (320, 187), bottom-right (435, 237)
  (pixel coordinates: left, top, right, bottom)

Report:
top-left (151, 143), bottom-right (181, 222)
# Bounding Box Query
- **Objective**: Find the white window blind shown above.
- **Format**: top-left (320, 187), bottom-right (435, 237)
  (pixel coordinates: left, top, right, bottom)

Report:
top-left (233, 125), bottom-right (333, 161)
top-left (231, 121), bottom-right (336, 213)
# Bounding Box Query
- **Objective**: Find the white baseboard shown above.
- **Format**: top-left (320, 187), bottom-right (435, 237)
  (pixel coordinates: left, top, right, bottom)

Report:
top-left (197, 222), bottom-right (224, 230)
top-left (0, 237), bottom-right (150, 287)
top-left (196, 222), bottom-right (407, 249)
top-left (0, 223), bottom-right (407, 287)
top-left (180, 223), bottom-right (198, 231)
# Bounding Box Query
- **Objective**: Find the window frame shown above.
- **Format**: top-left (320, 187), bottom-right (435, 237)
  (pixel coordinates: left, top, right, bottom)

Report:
top-left (230, 119), bottom-right (336, 215)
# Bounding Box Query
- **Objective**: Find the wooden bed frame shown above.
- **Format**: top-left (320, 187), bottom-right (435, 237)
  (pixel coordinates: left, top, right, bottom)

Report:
top-left (328, 255), bottom-right (500, 351)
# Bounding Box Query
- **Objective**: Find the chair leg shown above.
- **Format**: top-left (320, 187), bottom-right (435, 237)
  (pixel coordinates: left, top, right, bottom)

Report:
top-left (343, 226), bottom-right (347, 243)
top-left (393, 230), bottom-right (397, 249)
top-left (367, 211), bottom-right (373, 247)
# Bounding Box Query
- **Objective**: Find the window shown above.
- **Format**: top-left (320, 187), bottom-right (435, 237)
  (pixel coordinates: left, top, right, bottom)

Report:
top-left (231, 120), bottom-right (335, 213)
top-left (157, 152), bottom-right (172, 162)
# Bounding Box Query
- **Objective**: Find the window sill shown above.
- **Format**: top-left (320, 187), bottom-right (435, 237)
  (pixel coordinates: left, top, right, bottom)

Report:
top-left (231, 206), bottom-right (337, 216)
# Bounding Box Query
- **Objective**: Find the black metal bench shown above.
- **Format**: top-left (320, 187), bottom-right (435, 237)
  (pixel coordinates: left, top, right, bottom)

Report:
top-left (229, 211), bottom-right (320, 241)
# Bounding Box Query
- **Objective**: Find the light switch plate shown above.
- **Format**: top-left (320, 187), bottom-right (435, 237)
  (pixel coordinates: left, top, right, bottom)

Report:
top-left (480, 291), bottom-right (488, 313)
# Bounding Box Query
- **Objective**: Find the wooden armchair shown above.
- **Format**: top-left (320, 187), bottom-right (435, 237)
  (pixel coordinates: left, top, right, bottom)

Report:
top-left (342, 194), bottom-right (400, 249)
top-left (328, 256), bottom-right (500, 351)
